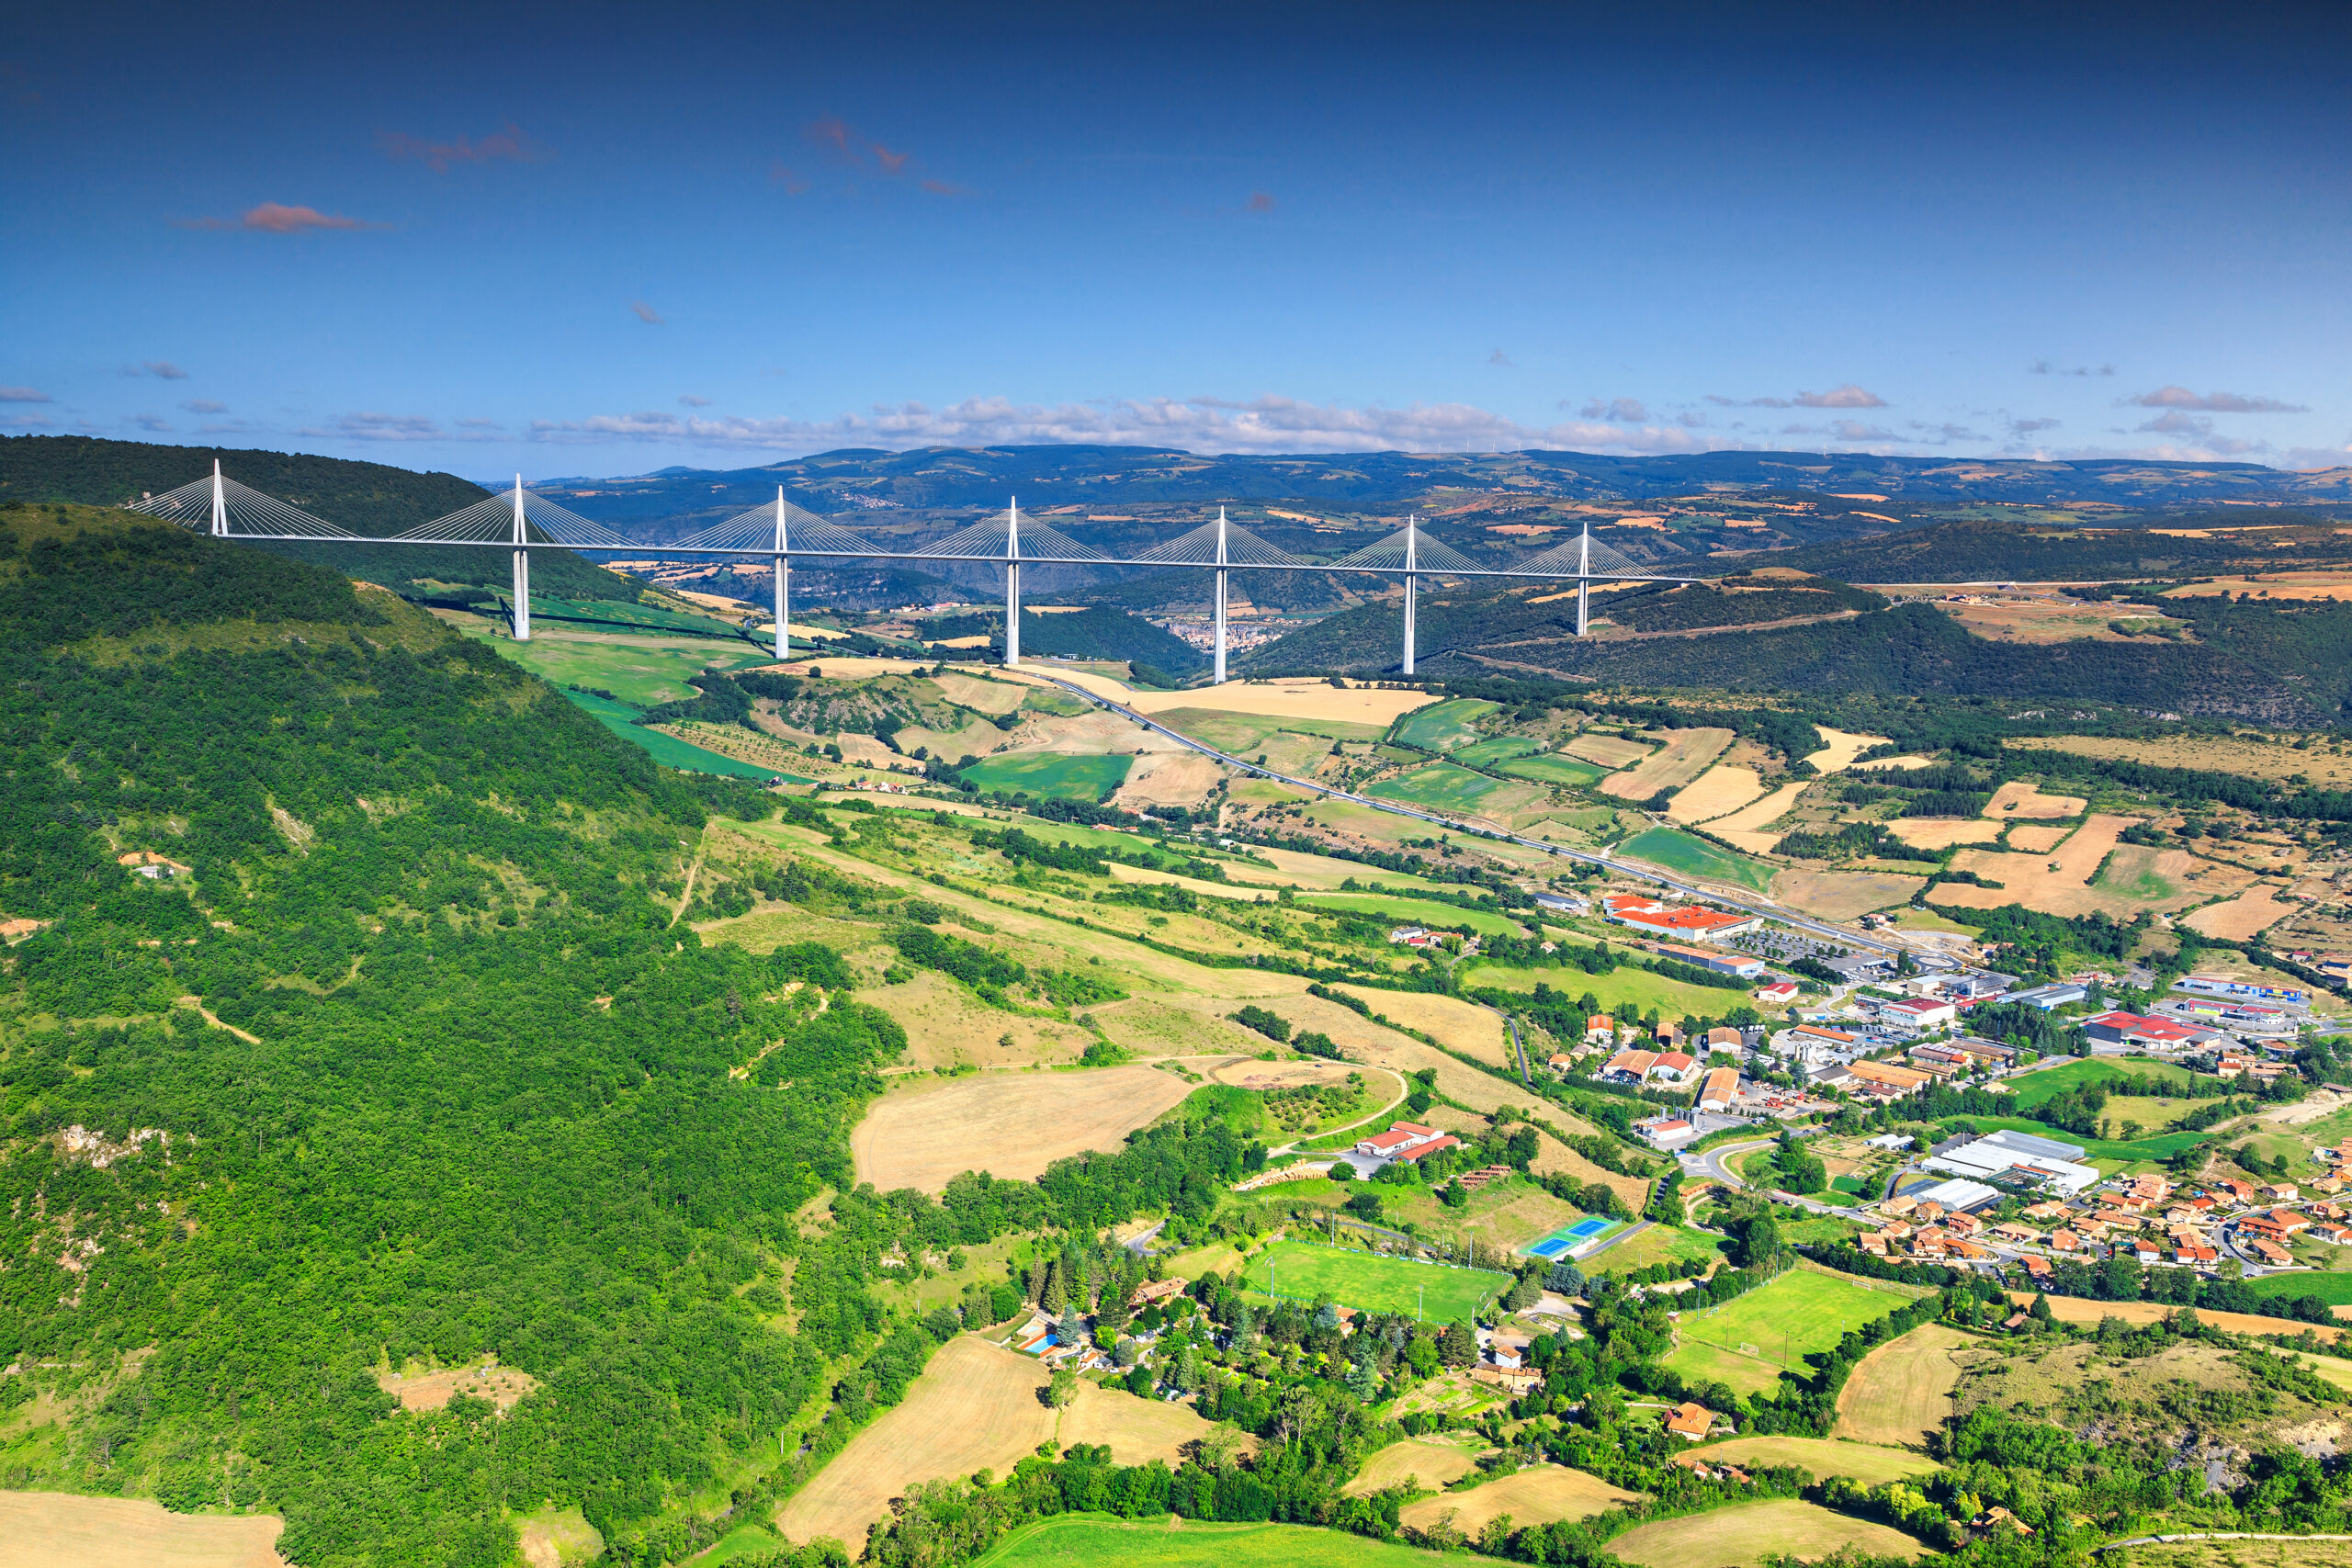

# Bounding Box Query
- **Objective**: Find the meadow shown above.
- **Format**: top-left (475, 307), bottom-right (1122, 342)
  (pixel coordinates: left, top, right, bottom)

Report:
top-left (0, 1491), bottom-right (285, 1568)
top-left (560, 688), bottom-right (793, 780)
top-left (1498, 751), bottom-right (1611, 787)
top-left (1700, 1436), bottom-right (1938, 1484)
top-left (971, 1517), bottom-right (1453, 1568)
top-left (851, 1066), bottom-right (1197, 1194)
top-left (1464, 962), bottom-right (1736, 1023)
top-left (1363, 761), bottom-right (1520, 814)
top-left (1607, 1499), bottom-right (1931, 1568)
top-left (1393, 698), bottom-right (1498, 751)
top-left (1665, 1269), bottom-right (1917, 1398)
top-left (1831, 1322), bottom-right (1982, 1448)
top-left (1453, 735), bottom-right (1541, 766)
top-left (961, 752), bottom-right (1136, 801)
top-left (474, 623), bottom-right (780, 706)
top-left (1397, 1465), bottom-right (1638, 1534)
top-left (1297, 891), bottom-right (1525, 938)
top-left (1240, 1240), bottom-right (1510, 1321)
top-left (1614, 827), bottom-right (1777, 892)
top-left (2007, 1056), bottom-right (2195, 1110)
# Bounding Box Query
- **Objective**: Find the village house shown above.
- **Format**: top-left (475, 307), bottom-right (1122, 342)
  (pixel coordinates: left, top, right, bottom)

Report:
top-left (1663, 1401), bottom-right (1721, 1440)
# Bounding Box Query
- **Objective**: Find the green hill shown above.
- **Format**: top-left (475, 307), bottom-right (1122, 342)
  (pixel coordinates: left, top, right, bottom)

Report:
top-left (0, 434), bottom-right (637, 601)
top-left (1760, 515), bottom-right (2352, 582)
top-left (927, 604), bottom-right (1208, 674)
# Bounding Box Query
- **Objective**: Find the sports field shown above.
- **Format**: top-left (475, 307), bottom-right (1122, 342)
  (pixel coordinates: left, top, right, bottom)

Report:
top-left (1394, 698), bottom-right (1498, 751)
top-left (1833, 1322), bottom-right (1980, 1447)
top-left (971, 1516), bottom-right (1453, 1568)
top-left (961, 752), bottom-right (1135, 801)
top-left (1498, 751), bottom-right (1611, 787)
top-left (1665, 1269), bottom-right (1915, 1398)
top-left (1609, 1499), bottom-right (1932, 1568)
top-left (1241, 1240), bottom-right (1509, 1321)
top-left (1615, 827), bottom-right (1775, 892)
top-left (1454, 735), bottom-right (1542, 767)
top-left (1363, 762), bottom-right (1519, 814)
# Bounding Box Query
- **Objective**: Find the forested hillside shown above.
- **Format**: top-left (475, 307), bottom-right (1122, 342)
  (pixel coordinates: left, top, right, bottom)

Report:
top-left (925, 604), bottom-right (1208, 675)
top-left (1760, 515), bottom-right (2352, 582)
top-left (0, 436), bottom-right (634, 601)
top-left (0, 502), bottom-right (902, 1563)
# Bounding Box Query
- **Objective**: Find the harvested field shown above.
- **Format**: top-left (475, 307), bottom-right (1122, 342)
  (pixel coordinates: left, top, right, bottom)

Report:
top-left (2126, 1539), bottom-right (2352, 1568)
top-left (1603, 728), bottom-right (1736, 802)
top-left (1345, 1438), bottom-right (1487, 1495)
top-left (1610, 1500), bottom-right (1933, 1568)
top-left (2004, 1291), bottom-right (2346, 1341)
top-left (862, 968), bottom-right (1099, 1070)
top-left (929, 671), bottom-right (1028, 715)
top-left (1056, 671), bottom-right (1439, 726)
top-left (1221, 846), bottom-right (1449, 894)
top-left (2010, 732), bottom-right (2352, 787)
top-left (1106, 863), bottom-right (1276, 903)
top-left (1809, 728), bottom-right (1891, 773)
top-left (1332, 985), bottom-right (1510, 1070)
top-left (2005, 824), bottom-right (2071, 852)
top-left (775, 1337), bottom-right (1215, 1549)
top-left (851, 1065), bottom-right (1195, 1193)
top-left (0, 1492), bottom-right (284, 1568)
top-left (1668, 764), bottom-right (1767, 824)
top-left (1112, 750), bottom-right (1226, 808)
top-left (1931, 814), bottom-right (2212, 919)
top-left (1764, 868), bottom-right (1921, 921)
top-left (1850, 754), bottom-right (1934, 772)
top-left (1707, 781), bottom-right (1809, 855)
top-left (376, 1359), bottom-right (539, 1413)
top-left (1209, 1057), bottom-right (1370, 1093)
top-left (2185, 883), bottom-right (2296, 939)
top-left (1565, 732), bottom-right (1655, 769)
top-left (1704, 1436), bottom-right (1939, 1483)
top-left (1398, 1466), bottom-right (1638, 1535)
top-left (1982, 780), bottom-right (2086, 818)
top-left (1885, 818), bottom-right (1999, 850)
top-left (1833, 1323), bottom-right (1981, 1447)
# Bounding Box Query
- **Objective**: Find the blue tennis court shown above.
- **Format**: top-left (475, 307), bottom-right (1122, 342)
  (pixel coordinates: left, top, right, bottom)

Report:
top-left (1524, 1215), bottom-right (1616, 1258)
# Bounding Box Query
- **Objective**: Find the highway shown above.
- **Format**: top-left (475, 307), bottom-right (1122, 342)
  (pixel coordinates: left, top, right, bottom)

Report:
top-left (1030, 672), bottom-right (1906, 958)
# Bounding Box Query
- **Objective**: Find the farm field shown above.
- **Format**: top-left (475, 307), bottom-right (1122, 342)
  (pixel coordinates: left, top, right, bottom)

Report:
top-left (1219, 847), bottom-right (1452, 895)
top-left (2184, 883), bottom-right (2296, 938)
top-left (1397, 1465), bottom-right (1639, 1535)
top-left (1982, 780), bottom-right (2087, 819)
top-left (1702, 1436), bottom-right (1939, 1483)
top-left (0, 1491), bottom-right (284, 1568)
top-left (1708, 782), bottom-right (1812, 855)
top-left (2242, 1272), bottom-right (2352, 1307)
top-left (1601, 728), bottom-right (1736, 802)
top-left (1078, 674), bottom-right (1439, 728)
top-left (2003, 1292), bottom-right (2347, 1341)
top-left (1832, 1323), bottom-right (1983, 1447)
top-left (2008, 733), bottom-right (2352, 788)
top-left (1149, 707), bottom-right (1389, 751)
top-left (1329, 985), bottom-right (1510, 1067)
top-left (2126, 1540), bottom-right (2352, 1568)
top-left (960, 752), bottom-right (1135, 801)
top-left (1454, 736), bottom-right (1542, 767)
top-left (1765, 867), bottom-right (1920, 920)
top-left (1295, 892), bottom-right (1525, 938)
top-left (1241, 1241), bottom-right (1509, 1321)
top-left (1565, 732), bottom-right (1655, 769)
top-left (1497, 751), bottom-right (1611, 787)
top-left (1344, 1438), bottom-right (1487, 1495)
top-left (1363, 762), bottom-right (1522, 815)
top-left (851, 1065), bottom-right (1195, 1193)
top-left (1666, 1269), bottom-right (1917, 1398)
top-left (970, 1516), bottom-right (1453, 1568)
top-left (1608, 1499), bottom-right (1933, 1568)
top-left (1931, 813), bottom-right (2232, 919)
top-left (1808, 728), bottom-right (1891, 773)
top-left (1668, 764), bottom-right (1766, 824)
top-left (477, 625), bottom-right (777, 707)
top-left (776, 1337), bottom-right (1215, 1551)
top-left (1463, 962), bottom-right (1735, 1022)
top-left (1616, 827), bottom-right (1776, 892)
top-left (557, 688), bottom-right (792, 779)
top-left (1395, 699), bottom-right (1500, 752)
top-left (1885, 818), bottom-right (1999, 850)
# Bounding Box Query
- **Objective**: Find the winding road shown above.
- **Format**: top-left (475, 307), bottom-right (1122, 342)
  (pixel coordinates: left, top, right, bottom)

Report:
top-left (1029, 672), bottom-right (1905, 957)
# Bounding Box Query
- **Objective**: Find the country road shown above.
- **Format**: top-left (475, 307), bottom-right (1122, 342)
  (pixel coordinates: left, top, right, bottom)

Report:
top-left (1030, 673), bottom-right (1905, 957)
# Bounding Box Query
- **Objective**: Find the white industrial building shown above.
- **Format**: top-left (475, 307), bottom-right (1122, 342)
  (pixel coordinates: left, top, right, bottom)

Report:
top-left (1923, 1128), bottom-right (2099, 1196)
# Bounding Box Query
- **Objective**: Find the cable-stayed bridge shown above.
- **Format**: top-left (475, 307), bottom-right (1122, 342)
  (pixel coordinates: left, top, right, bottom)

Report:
top-left (130, 463), bottom-right (1695, 678)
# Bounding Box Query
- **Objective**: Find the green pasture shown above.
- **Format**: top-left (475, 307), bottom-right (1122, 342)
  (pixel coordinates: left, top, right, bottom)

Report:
top-left (521, 593), bottom-right (756, 638)
top-left (1499, 751), bottom-right (1611, 788)
top-left (1465, 960), bottom-right (1733, 1018)
top-left (960, 752), bottom-right (1134, 802)
top-left (558, 689), bottom-right (794, 780)
top-left (1392, 698), bottom-right (1498, 752)
top-left (2242, 1271), bottom-right (2352, 1305)
top-left (2007, 1056), bottom-right (2196, 1110)
top-left (477, 626), bottom-right (781, 708)
top-left (1363, 762), bottom-right (1517, 814)
top-left (1241, 1240), bottom-right (1508, 1321)
top-left (1152, 708), bottom-right (1389, 751)
top-left (1454, 735), bottom-right (1542, 767)
top-left (1665, 1268), bottom-right (1916, 1399)
top-left (1615, 827), bottom-right (1776, 892)
top-left (973, 1516), bottom-right (1453, 1568)
top-left (1297, 892), bottom-right (1526, 938)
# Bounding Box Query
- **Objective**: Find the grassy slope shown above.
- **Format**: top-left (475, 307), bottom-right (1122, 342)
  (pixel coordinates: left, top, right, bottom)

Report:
top-left (974, 1516), bottom-right (1453, 1568)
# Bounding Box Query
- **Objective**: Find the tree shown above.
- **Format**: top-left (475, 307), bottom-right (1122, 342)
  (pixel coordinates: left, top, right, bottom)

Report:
top-left (1544, 1261), bottom-right (1587, 1297)
top-left (1503, 1273), bottom-right (1541, 1312)
top-left (1046, 1369), bottom-right (1078, 1409)
top-left (1192, 1424), bottom-right (1247, 1474)
top-left (1731, 1213), bottom-right (1782, 1269)
top-left (1439, 1321), bottom-right (1478, 1368)
top-left (1327, 1161), bottom-right (1355, 1183)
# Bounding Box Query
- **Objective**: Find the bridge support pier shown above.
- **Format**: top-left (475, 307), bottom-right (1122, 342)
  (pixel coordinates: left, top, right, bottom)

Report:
top-left (773, 554), bottom-right (789, 658)
top-left (1214, 569), bottom-right (1228, 683)
top-left (1399, 512), bottom-right (1420, 675)
top-left (1003, 498), bottom-right (1023, 667)
top-left (210, 460), bottom-right (227, 536)
top-left (510, 475), bottom-right (532, 641)
top-left (1401, 571), bottom-right (1416, 674)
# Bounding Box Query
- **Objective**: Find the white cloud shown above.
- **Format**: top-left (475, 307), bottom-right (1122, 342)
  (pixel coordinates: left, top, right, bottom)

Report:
top-left (678, 393), bottom-right (712, 407)
top-left (1708, 383), bottom-right (1887, 410)
top-left (181, 399), bottom-right (228, 414)
top-left (1572, 397), bottom-right (1648, 423)
top-left (0, 386), bottom-right (51, 402)
top-left (130, 413), bottom-right (173, 431)
top-left (2126, 385), bottom-right (2307, 413)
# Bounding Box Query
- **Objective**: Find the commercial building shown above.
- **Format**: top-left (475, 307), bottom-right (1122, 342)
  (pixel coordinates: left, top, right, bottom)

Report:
top-left (2082, 1010), bottom-right (2220, 1050)
top-left (1600, 894), bottom-right (1761, 944)
top-left (2005, 983), bottom-right (2088, 1011)
top-left (1641, 940), bottom-right (1767, 979)
top-left (1698, 1066), bottom-right (1741, 1112)
top-left (2177, 974), bottom-right (2306, 1005)
top-left (1881, 997), bottom-right (1958, 1034)
top-left (1924, 1128), bottom-right (2099, 1196)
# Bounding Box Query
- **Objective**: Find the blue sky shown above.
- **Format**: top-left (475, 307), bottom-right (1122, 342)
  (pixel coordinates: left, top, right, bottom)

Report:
top-left (5, 0), bottom-right (2348, 479)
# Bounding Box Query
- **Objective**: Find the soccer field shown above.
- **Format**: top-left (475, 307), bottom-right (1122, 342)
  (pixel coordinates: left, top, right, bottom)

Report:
top-left (1664, 1268), bottom-right (1917, 1396)
top-left (1241, 1241), bottom-right (1508, 1323)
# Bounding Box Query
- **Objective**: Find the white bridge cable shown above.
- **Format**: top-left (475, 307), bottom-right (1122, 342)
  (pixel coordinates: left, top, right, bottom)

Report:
top-left (669, 495), bottom-right (885, 555)
top-left (1327, 525), bottom-right (1483, 573)
top-left (1128, 517), bottom-right (1313, 567)
top-left (908, 510), bottom-right (1110, 561)
top-left (127, 473), bottom-right (358, 537)
top-left (393, 490), bottom-right (637, 547)
top-left (1508, 529), bottom-right (1664, 579)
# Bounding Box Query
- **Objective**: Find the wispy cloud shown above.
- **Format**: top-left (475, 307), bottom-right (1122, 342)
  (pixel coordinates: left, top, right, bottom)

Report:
top-left (1572, 398), bottom-right (1647, 423)
top-left (1246, 191), bottom-right (1276, 214)
top-left (130, 413), bottom-right (172, 431)
top-left (380, 121), bottom-right (543, 174)
top-left (2030, 360), bottom-right (2115, 377)
top-left (0, 386), bottom-right (52, 402)
top-left (181, 399), bottom-right (227, 414)
top-left (2124, 385), bottom-right (2308, 413)
top-left (180, 202), bottom-right (388, 233)
top-left (770, 162), bottom-right (812, 195)
top-left (1706, 382), bottom-right (1887, 410)
top-left (678, 394), bottom-right (711, 407)
top-left (2007, 416), bottom-right (2061, 435)
top-left (799, 115), bottom-right (964, 196)
top-left (2282, 436), bottom-right (2352, 472)
top-left (630, 300), bottom-right (664, 325)
top-left (302, 412), bottom-right (442, 441)
top-left (920, 178), bottom-right (968, 197)
top-left (123, 360), bottom-right (188, 379)
top-left (1487, 349), bottom-right (1514, 367)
